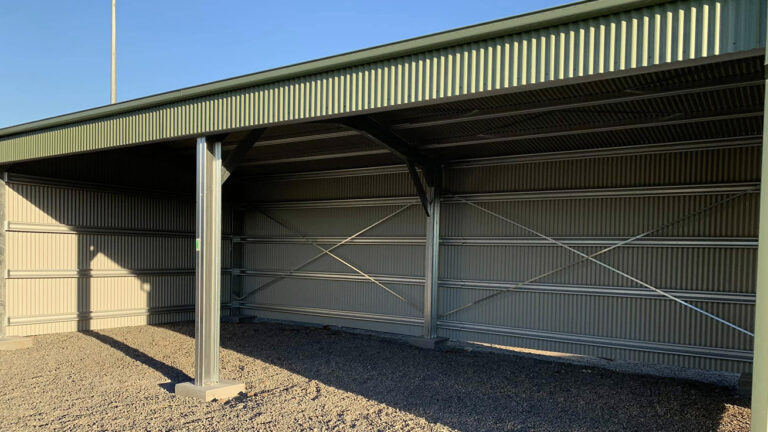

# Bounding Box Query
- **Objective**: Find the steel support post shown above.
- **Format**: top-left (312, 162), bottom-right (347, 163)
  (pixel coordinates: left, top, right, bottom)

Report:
top-left (750, 37), bottom-right (768, 430)
top-left (423, 186), bottom-right (440, 339)
top-left (175, 137), bottom-right (244, 400)
top-left (195, 136), bottom-right (222, 386)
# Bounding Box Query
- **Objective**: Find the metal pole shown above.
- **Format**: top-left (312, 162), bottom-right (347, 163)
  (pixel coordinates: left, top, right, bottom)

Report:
top-left (110, 0), bottom-right (116, 104)
top-left (750, 21), bottom-right (768, 428)
top-left (423, 186), bottom-right (440, 338)
top-left (194, 137), bottom-right (222, 386)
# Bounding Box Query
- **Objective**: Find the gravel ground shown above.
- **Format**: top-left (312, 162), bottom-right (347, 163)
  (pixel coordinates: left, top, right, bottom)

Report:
top-left (0, 322), bottom-right (751, 431)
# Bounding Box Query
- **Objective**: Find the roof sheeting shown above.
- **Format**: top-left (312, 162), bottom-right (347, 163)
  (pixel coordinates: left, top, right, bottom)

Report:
top-left (0, 0), bottom-right (764, 163)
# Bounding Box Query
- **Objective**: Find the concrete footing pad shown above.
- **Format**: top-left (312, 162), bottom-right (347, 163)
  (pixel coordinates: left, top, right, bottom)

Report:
top-left (408, 337), bottom-right (448, 350)
top-left (175, 380), bottom-right (245, 401)
top-left (0, 336), bottom-right (33, 351)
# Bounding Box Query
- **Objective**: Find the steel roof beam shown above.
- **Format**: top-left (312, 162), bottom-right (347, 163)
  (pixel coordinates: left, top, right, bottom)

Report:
top-left (221, 128), bottom-right (266, 184)
top-left (334, 115), bottom-right (442, 215)
top-left (236, 112), bottom-right (759, 168)
top-left (337, 116), bottom-right (436, 171)
top-left (217, 78), bottom-right (761, 152)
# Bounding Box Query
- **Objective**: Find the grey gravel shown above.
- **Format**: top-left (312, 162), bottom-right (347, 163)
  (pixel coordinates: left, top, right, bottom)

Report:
top-left (0, 322), bottom-right (751, 431)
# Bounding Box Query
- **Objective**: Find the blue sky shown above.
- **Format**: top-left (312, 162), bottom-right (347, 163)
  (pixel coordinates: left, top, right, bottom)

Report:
top-left (0, 0), bottom-right (570, 128)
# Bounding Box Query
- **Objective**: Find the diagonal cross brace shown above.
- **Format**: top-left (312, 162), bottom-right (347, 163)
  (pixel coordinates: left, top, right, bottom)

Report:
top-left (441, 190), bottom-right (756, 336)
top-left (237, 204), bottom-right (413, 301)
top-left (241, 208), bottom-right (421, 312)
top-left (221, 128), bottom-right (267, 184)
top-left (441, 189), bottom-right (755, 317)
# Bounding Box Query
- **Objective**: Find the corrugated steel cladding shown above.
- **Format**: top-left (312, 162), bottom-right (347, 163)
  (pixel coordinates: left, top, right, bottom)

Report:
top-left (242, 141), bottom-right (757, 372)
top-left (3, 175), bottom-right (233, 336)
top-left (0, 0), bottom-right (764, 162)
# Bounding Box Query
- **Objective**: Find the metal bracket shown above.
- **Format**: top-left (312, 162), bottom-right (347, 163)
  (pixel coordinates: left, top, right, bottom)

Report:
top-left (220, 128), bottom-right (267, 184)
top-left (333, 116), bottom-right (440, 216)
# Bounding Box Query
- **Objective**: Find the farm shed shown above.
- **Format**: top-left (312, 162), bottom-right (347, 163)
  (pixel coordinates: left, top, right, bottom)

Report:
top-left (1, 0), bottom-right (768, 426)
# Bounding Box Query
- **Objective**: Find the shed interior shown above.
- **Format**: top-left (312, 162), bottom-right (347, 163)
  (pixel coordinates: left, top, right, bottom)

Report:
top-left (3, 50), bottom-right (762, 373)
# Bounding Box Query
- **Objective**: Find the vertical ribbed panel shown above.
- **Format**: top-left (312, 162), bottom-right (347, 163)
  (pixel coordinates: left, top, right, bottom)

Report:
top-left (241, 173), bottom-right (427, 324)
top-left (445, 145), bottom-right (761, 193)
top-left (441, 195), bottom-right (759, 238)
top-left (240, 141), bottom-right (758, 372)
top-left (247, 172), bottom-right (417, 202)
top-left (243, 205), bottom-right (425, 237)
top-left (4, 175), bottom-right (232, 336)
top-left (439, 245), bottom-right (756, 293)
top-left (437, 142), bottom-right (758, 372)
top-left (6, 182), bottom-right (195, 232)
top-left (0, 0), bottom-right (763, 162)
top-left (242, 243), bottom-right (424, 277)
top-left (242, 277), bottom-right (422, 318)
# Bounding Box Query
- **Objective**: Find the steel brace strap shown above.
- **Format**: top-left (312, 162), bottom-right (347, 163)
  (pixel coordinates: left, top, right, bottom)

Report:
top-left (238, 206), bottom-right (421, 312)
top-left (441, 189), bottom-right (756, 337)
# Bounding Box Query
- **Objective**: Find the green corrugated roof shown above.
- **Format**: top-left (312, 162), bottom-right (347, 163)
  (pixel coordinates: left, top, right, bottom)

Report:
top-left (0, 0), bottom-right (673, 138)
top-left (0, 0), bottom-right (763, 163)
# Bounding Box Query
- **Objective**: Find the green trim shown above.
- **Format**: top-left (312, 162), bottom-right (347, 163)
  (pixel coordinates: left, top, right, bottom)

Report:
top-left (0, 0), bottom-right (670, 139)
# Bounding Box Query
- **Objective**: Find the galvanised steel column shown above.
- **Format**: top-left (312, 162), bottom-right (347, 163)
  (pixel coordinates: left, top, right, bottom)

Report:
top-left (176, 138), bottom-right (244, 401)
top-left (423, 186), bottom-right (440, 339)
top-left (751, 29), bottom-right (768, 430)
top-left (195, 136), bottom-right (222, 386)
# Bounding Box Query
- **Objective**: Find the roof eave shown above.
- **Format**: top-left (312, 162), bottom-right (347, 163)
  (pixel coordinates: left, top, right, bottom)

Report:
top-left (0, 0), bottom-right (673, 139)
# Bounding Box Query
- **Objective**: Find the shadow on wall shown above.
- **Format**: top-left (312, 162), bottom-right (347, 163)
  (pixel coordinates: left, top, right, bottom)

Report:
top-left (3, 146), bottom-right (750, 430)
top-left (5, 145), bottom-right (202, 334)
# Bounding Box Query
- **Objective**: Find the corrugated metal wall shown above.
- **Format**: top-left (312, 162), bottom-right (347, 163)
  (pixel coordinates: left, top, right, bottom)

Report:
top-left (237, 203), bottom-right (426, 335)
top-left (0, 0), bottom-right (763, 162)
top-left (242, 139), bottom-right (758, 372)
top-left (3, 174), bottom-right (232, 336)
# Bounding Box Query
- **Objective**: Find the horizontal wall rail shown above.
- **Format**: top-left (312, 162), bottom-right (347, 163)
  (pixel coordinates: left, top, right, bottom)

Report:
top-left (239, 270), bottom-right (424, 286)
top-left (250, 182), bottom-right (759, 209)
top-left (442, 183), bottom-right (759, 202)
top-left (440, 279), bottom-right (755, 304)
top-left (5, 222), bottom-right (217, 238)
top-left (438, 320), bottom-right (753, 362)
top-left (241, 304), bottom-right (423, 327)
top-left (441, 237), bottom-right (757, 248)
top-left (7, 269), bottom-right (233, 279)
top-left (235, 236), bottom-right (757, 248)
top-left (7, 305), bottom-right (199, 326)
